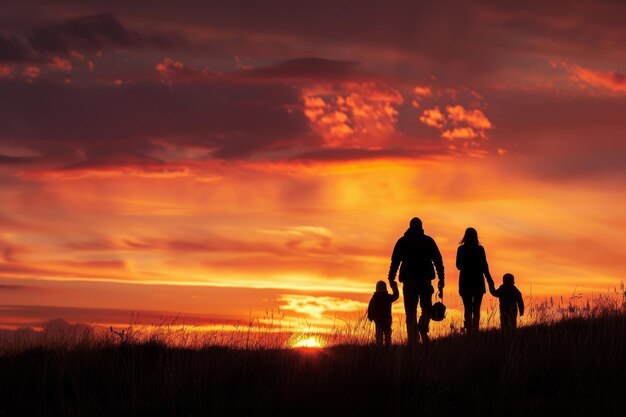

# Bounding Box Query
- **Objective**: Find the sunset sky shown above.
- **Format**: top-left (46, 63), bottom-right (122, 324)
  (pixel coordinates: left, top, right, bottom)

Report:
top-left (1, 0), bottom-right (625, 332)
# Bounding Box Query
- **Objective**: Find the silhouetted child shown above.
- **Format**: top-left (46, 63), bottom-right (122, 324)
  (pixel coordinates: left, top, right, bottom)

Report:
top-left (367, 280), bottom-right (399, 347)
top-left (489, 273), bottom-right (524, 332)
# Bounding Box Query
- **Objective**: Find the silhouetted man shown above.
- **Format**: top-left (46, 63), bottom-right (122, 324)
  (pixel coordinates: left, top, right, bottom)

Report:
top-left (388, 217), bottom-right (445, 345)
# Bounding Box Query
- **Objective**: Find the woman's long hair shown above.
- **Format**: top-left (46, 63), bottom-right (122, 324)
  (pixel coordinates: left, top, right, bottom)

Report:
top-left (460, 227), bottom-right (480, 246)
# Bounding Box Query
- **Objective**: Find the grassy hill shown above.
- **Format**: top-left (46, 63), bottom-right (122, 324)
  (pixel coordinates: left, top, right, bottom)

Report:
top-left (0, 311), bottom-right (625, 416)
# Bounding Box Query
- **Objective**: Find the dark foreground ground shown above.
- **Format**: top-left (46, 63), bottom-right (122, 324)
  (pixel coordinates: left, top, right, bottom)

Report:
top-left (1, 313), bottom-right (625, 417)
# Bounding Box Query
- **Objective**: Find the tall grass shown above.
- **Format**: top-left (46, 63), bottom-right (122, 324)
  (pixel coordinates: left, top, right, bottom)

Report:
top-left (5, 289), bottom-right (623, 353)
top-left (0, 293), bottom-right (624, 416)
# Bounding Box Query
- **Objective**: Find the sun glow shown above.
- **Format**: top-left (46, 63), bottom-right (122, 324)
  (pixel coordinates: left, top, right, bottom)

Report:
top-left (288, 335), bottom-right (326, 349)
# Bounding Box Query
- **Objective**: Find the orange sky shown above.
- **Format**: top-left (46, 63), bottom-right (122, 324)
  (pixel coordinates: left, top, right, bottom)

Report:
top-left (1, 1), bottom-right (625, 333)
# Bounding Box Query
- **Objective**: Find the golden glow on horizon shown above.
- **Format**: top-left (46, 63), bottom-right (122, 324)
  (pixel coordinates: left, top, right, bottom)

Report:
top-left (2, 154), bottom-right (625, 330)
top-left (288, 335), bottom-right (326, 349)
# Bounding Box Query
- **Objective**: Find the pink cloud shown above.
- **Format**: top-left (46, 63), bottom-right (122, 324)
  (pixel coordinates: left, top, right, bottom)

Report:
top-left (419, 107), bottom-right (445, 128)
top-left (22, 65), bottom-right (41, 80)
top-left (155, 57), bottom-right (218, 83)
top-left (446, 105), bottom-right (493, 130)
top-left (420, 103), bottom-right (493, 142)
top-left (0, 64), bottom-right (14, 78)
top-left (303, 82), bottom-right (403, 148)
top-left (441, 127), bottom-right (478, 140)
top-left (561, 62), bottom-right (626, 94)
top-left (413, 86), bottom-right (432, 97)
top-left (46, 56), bottom-right (73, 72)
top-left (278, 294), bottom-right (365, 319)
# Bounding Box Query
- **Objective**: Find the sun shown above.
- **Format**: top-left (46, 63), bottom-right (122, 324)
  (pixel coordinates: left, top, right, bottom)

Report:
top-left (288, 335), bottom-right (326, 349)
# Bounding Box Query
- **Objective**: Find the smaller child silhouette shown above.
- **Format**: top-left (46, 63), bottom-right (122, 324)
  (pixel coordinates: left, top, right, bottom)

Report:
top-left (367, 280), bottom-right (399, 347)
top-left (489, 273), bottom-right (524, 332)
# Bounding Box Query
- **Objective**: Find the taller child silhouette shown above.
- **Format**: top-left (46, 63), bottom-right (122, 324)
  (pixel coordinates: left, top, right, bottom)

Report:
top-left (388, 217), bottom-right (445, 345)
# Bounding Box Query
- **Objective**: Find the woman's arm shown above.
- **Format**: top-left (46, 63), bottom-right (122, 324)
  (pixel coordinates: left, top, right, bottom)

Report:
top-left (489, 284), bottom-right (498, 297)
top-left (482, 247), bottom-right (495, 289)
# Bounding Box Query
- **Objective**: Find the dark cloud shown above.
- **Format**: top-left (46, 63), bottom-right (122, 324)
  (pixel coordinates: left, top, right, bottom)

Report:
top-left (485, 90), bottom-right (626, 178)
top-left (0, 13), bottom-right (181, 63)
top-left (0, 78), bottom-right (313, 165)
top-left (60, 150), bottom-right (166, 171)
top-left (0, 154), bottom-right (39, 165)
top-left (0, 284), bottom-right (28, 290)
top-left (0, 260), bottom-right (129, 282)
top-left (12, 0), bottom-right (620, 80)
top-left (0, 35), bottom-right (30, 61)
top-left (244, 57), bottom-right (361, 81)
top-left (1, 2), bottom-right (624, 174)
top-left (65, 233), bottom-right (382, 258)
top-left (290, 147), bottom-right (440, 162)
top-left (0, 305), bottom-right (249, 328)
top-left (2, 1), bottom-right (624, 82)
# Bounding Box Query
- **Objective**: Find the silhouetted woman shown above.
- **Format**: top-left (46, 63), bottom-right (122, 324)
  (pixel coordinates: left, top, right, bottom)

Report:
top-left (456, 228), bottom-right (494, 334)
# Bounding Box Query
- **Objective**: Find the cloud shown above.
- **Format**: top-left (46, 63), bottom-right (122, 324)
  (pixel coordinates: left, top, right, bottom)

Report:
top-left (0, 154), bottom-right (39, 165)
top-left (303, 82), bottom-right (404, 148)
top-left (4, 52), bottom-right (473, 172)
top-left (446, 105), bottom-right (493, 130)
top-left (4, 0), bottom-right (622, 92)
top-left (0, 306), bottom-right (234, 329)
top-left (419, 107), bottom-right (445, 128)
top-left (0, 76), bottom-right (311, 165)
top-left (65, 227), bottom-right (373, 258)
top-left (441, 127), bottom-right (479, 140)
top-left (419, 104), bottom-right (493, 141)
top-left (46, 56), bottom-right (72, 72)
top-left (558, 62), bottom-right (626, 94)
top-left (244, 57), bottom-right (361, 81)
top-left (414, 86), bottom-right (432, 97)
top-left (278, 294), bottom-right (366, 319)
top-left (1, 52), bottom-right (495, 175)
top-left (482, 89), bottom-right (626, 178)
top-left (0, 284), bottom-right (28, 291)
top-left (288, 147), bottom-right (438, 162)
top-left (22, 65), bottom-right (40, 79)
top-left (262, 226), bottom-right (333, 252)
top-left (0, 14), bottom-right (181, 63)
top-left (0, 64), bottom-right (13, 78)
top-left (54, 259), bottom-right (128, 271)
top-left (155, 57), bottom-right (219, 83)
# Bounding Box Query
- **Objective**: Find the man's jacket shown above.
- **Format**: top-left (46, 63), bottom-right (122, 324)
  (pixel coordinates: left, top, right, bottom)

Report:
top-left (388, 227), bottom-right (444, 284)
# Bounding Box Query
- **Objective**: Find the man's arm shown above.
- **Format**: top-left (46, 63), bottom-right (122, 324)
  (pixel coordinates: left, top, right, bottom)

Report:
top-left (431, 238), bottom-right (445, 291)
top-left (517, 290), bottom-right (525, 316)
top-left (388, 239), bottom-right (402, 282)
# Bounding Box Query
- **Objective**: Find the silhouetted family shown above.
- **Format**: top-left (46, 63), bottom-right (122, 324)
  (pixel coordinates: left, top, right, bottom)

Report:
top-left (368, 217), bottom-right (524, 347)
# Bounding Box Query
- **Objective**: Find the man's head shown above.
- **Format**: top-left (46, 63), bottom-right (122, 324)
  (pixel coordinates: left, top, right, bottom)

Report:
top-left (409, 217), bottom-right (423, 230)
top-left (503, 273), bottom-right (515, 285)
